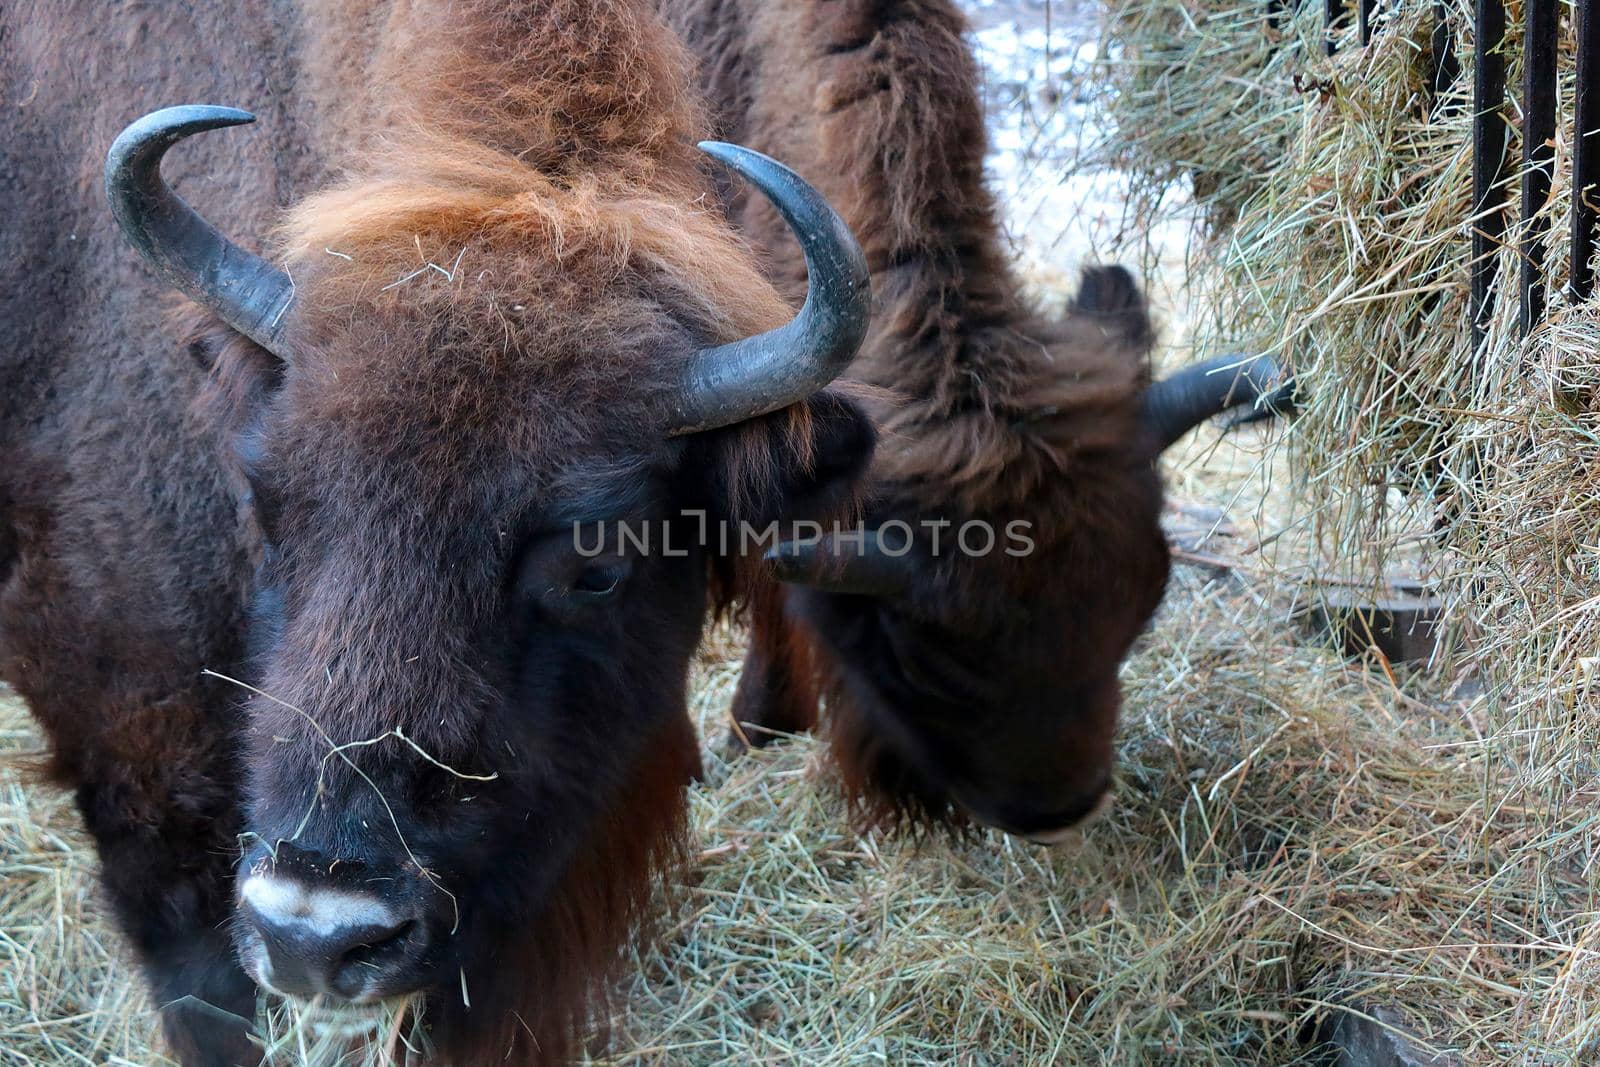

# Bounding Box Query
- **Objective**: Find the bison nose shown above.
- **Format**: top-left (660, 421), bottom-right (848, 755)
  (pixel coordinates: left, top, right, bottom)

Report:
top-left (237, 855), bottom-right (435, 1001)
top-left (1015, 785), bottom-right (1115, 845)
top-left (966, 778), bottom-right (1115, 845)
top-left (1021, 787), bottom-right (1115, 845)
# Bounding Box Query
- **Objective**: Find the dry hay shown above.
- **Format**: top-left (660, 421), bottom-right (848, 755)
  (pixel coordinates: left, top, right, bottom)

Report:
top-left (2, 416), bottom-right (1592, 1063)
top-left (1193, 0), bottom-right (1485, 581)
top-left (1096, 0), bottom-right (1600, 1057)
top-left (1451, 304), bottom-right (1600, 1057)
top-left (1093, 0), bottom-right (1324, 239)
top-left (0, 705), bottom-right (156, 1064)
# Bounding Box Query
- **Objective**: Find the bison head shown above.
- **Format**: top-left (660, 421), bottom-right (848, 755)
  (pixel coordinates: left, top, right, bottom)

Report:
top-left (107, 106), bottom-right (874, 1057)
top-left (766, 267), bottom-right (1287, 842)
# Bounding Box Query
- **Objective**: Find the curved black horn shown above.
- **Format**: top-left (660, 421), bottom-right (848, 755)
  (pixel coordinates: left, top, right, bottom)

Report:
top-left (1141, 354), bottom-right (1292, 451)
top-left (766, 530), bottom-right (915, 597)
top-left (106, 105), bottom-right (294, 357)
top-left (665, 143), bottom-right (871, 435)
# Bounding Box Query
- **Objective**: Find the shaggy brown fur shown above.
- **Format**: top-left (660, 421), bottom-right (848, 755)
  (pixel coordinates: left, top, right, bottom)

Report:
top-left (661, 0), bottom-right (1172, 834)
top-left (2, 1), bottom-right (871, 1063)
top-left (2, 4), bottom-right (318, 1061)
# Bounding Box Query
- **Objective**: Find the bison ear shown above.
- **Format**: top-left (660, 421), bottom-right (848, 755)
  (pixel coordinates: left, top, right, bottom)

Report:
top-left (691, 385), bottom-right (875, 532)
top-left (1070, 265), bottom-right (1153, 351)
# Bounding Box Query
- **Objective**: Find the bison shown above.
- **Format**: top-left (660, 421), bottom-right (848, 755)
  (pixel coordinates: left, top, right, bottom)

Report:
top-left (660, 0), bottom-right (1285, 839)
top-left (1, 0), bottom-right (875, 1062)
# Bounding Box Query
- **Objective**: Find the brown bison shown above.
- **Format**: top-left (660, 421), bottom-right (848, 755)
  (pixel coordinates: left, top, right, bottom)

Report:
top-left (660, 0), bottom-right (1285, 839)
top-left (1, 0), bottom-right (874, 1063)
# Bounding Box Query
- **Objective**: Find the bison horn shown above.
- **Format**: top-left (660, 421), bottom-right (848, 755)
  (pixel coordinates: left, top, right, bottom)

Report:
top-left (106, 106), bottom-right (295, 357)
top-left (665, 143), bottom-right (871, 435)
top-left (765, 530), bottom-right (915, 597)
top-left (1141, 354), bottom-right (1293, 452)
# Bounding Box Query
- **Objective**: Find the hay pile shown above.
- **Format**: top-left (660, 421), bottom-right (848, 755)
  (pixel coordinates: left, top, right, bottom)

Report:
top-left (610, 535), bottom-right (1588, 1062)
top-left (2, 422), bottom-right (1591, 1062)
top-left (1097, 0), bottom-right (1600, 1055)
top-left (1094, 0), bottom-right (1323, 236)
top-left (0, 701), bottom-right (155, 1062)
top-left (1197, 0), bottom-right (1493, 552)
top-left (1453, 300), bottom-right (1600, 1029)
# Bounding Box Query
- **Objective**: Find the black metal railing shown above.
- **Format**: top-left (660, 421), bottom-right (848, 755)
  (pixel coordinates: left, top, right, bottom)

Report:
top-left (1323, 0), bottom-right (1600, 345)
top-left (1573, 0), bottom-right (1600, 299)
top-left (1470, 0), bottom-right (1510, 353)
top-left (1522, 0), bottom-right (1559, 332)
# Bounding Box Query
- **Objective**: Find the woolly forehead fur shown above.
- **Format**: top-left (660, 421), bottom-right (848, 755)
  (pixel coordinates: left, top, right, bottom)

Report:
top-left (266, 0), bottom-right (793, 466)
top-left (270, 179), bottom-right (788, 467)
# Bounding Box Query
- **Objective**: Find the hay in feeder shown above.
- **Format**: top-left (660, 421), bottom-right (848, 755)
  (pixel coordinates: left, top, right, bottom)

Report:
top-left (1194, 0), bottom-right (1487, 577)
top-left (1093, 0), bottom-right (1324, 238)
top-left (1096, 0), bottom-right (1600, 1054)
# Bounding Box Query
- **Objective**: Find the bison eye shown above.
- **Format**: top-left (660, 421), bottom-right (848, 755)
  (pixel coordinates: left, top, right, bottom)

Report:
top-left (573, 561), bottom-right (630, 599)
top-left (509, 526), bottom-right (634, 613)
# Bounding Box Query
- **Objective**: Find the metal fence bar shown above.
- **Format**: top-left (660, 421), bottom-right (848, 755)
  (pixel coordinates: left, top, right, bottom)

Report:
top-left (1471, 0), bottom-right (1509, 353)
top-left (1520, 0), bottom-right (1559, 333)
top-left (1360, 0), bottom-right (1376, 44)
top-left (1431, 2), bottom-right (1461, 113)
top-left (1326, 0), bottom-right (1345, 54)
top-left (1575, 0), bottom-right (1600, 299)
